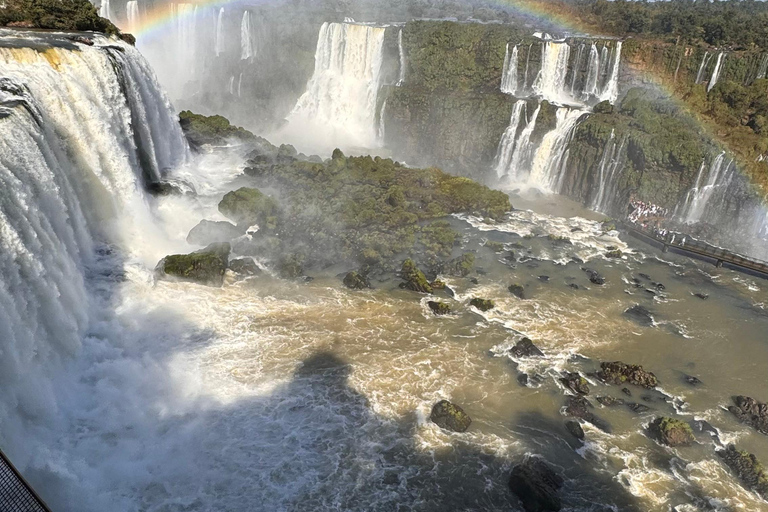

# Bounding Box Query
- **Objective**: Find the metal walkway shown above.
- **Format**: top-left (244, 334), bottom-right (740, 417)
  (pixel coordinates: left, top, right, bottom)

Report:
top-left (0, 449), bottom-right (52, 512)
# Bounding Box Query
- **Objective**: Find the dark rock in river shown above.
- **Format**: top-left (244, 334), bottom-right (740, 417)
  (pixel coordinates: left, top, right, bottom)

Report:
top-left (229, 257), bottom-right (260, 276)
top-left (598, 361), bottom-right (658, 389)
top-left (716, 445), bottom-right (768, 500)
top-left (156, 242), bottom-right (230, 287)
top-left (508, 456), bottom-right (564, 512)
top-left (400, 259), bottom-right (433, 294)
top-left (187, 220), bottom-right (244, 246)
top-left (694, 292), bottom-right (709, 300)
top-left (582, 268), bottom-right (605, 285)
top-left (565, 420), bottom-right (585, 441)
top-left (508, 283), bottom-right (526, 299)
top-left (560, 372), bottom-right (590, 395)
top-left (623, 305), bottom-right (654, 327)
top-left (564, 396), bottom-right (610, 432)
top-left (343, 271), bottom-right (370, 290)
top-left (648, 417), bottom-right (695, 447)
top-left (147, 179), bottom-right (196, 197)
top-left (728, 396), bottom-right (768, 435)
top-left (622, 388), bottom-right (632, 396)
top-left (469, 298), bottom-right (495, 311)
top-left (627, 402), bottom-right (652, 414)
top-left (442, 253), bottom-right (475, 277)
top-left (684, 375), bottom-right (703, 387)
top-left (428, 301), bottom-right (451, 316)
top-left (510, 338), bottom-right (544, 358)
top-left (430, 400), bottom-right (471, 432)
top-left (596, 396), bottom-right (625, 407)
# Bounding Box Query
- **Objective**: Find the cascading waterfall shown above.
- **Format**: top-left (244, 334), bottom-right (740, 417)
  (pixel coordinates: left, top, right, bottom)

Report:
top-left (695, 52), bottom-right (713, 84)
top-left (707, 52), bottom-right (725, 92)
top-left (494, 100), bottom-right (527, 178)
top-left (501, 103), bottom-right (541, 181)
top-left (532, 40), bottom-right (571, 103)
top-left (99, 0), bottom-right (111, 19)
top-left (569, 43), bottom-right (585, 95)
top-left (285, 22), bottom-right (387, 152)
top-left (126, 1), bottom-right (139, 33)
top-left (240, 11), bottom-right (254, 60)
top-left (527, 107), bottom-right (584, 191)
top-left (521, 42), bottom-right (533, 93)
top-left (590, 130), bottom-right (626, 213)
top-left (397, 28), bottom-right (406, 86)
top-left (583, 43), bottom-right (601, 98)
top-left (237, 72), bottom-right (243, 97)
top-left (677, 152), bottom-right (733, 224)
top-left (215, 8), bottom-right (225, 56)
top-left (500, 43), bottom-right (518, 95)
top-left (756, 53), bottom-right (768, 80)
top-left (598, 41), bottom-right (622, 104)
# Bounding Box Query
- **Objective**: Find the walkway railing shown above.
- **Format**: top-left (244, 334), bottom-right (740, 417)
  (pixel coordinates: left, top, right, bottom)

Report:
top-left (0, 449), bottom-right (52, 512)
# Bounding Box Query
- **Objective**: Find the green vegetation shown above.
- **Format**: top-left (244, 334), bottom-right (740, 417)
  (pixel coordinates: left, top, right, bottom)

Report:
top-left (469, 298), bottom-right (495, 312)
top-left (218, 187), bottom-right (278, 228)
top-left (649, 417), bottom-right (695, 447)
top-left (400, 259), bottom-right (433, 294)
top-left (442, 253), bottom-right (475, 277)
top-left (427, 301), bottom-right (451, 315)
top-left (0, 0), bottom-right (120, 35)
top-left (178, 111), bottom-right (257, 149)
top-left (156, 243), bottom-right (230, 287)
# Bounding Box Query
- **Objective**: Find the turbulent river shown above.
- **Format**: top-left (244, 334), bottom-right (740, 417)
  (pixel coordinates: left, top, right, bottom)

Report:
top-left (2, 28), bottom-right (768, 512)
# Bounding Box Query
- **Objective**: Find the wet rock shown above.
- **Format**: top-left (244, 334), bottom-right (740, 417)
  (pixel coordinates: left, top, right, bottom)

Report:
top-left (510, 338), bottom-right (544, 358)
top-left (431, 280), bottom-right (446, 290)
top-left (400, 259), bottom-right (433, 294)
top-left (186, 220), bottom-right (244, 246)
top-left (693, 292), bottom-right (709, 300)
top-left (564, 396), bottom-right (610, 432)
top-left (641, 395), bottom-right (655, 402)
top-left (596, 396), bottom-right (625, 407)
top-left (598, 361), bottom-right (658, 389)
top-left (653, 282), bottom-right (666, 291)
top-left (442, 253), bottom-right (475, 277)
top-left (278, 255), bottom-right (304, 279)
top-left (156, 242), bottom-right (230, 287)
top-left (560, 372), bottom-right (590, 395)
top-left (605, 249), bottom-right (623, 259)
top-left (567, 283), bottom-right (580, 290)
top-left (692, 419), bottom-right (721, 442)
top-left (538, 275), bottom-right (550, 282)
top-left (623, 305), bottom-right (654, 327)
top-left (547, 234), bottom-right (572, 246)
top-left (716, 445), bottom-right (768, 500)
top-left (622, 388), bottom-right (632, 396)
top-left (147, 179), bottom-right (196, 197)
top-left (229, 257), bottom-right (260, 276)
top-left (582, 268), bottom-right (605, 285)
top-left (627, 402), bottom-right (652, 414)
top-left (469, 277), bottom-right (479, 285)
top-left (469, 298), bottom-right (495, 312)
top-left (639, 273), bottom-right (652, 281)
top-left (648, 417), bottom-right (695, 447)
top-left (427, 301), bottom-right (451, 316)
top-left (505, 251), bottom-right (517, 262)
top-left (218, 187), bottom-right (278, 228)
top-left (343, 271), bottom-right (370, 290)
top-left (508, 283), bottom-right (526, 299)
top-left (571, 256), bottom-right (584, 264)
top-left (684, 375), bottom-right (703, 387)
top-left (430, 400), bottom-right (471, 432)
top-left (508, 456), bottom-right (564, 512)
top-left (728, 396), bottom-right (768, 435)
top-left (484, 241), bottom-right (505, 253)
top-left (518, 374), bottom-right (530, 387)
top-left (565, 420), bottom-right (585, 441)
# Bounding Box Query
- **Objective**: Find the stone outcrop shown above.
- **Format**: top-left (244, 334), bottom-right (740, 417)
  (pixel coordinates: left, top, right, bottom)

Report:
top-left (508, 456), bottom-right (564, 512)
top-left (430, 400), bottom-right (472, 432)
top-left (156, 243), bottom-right (231, 287)
top-left (728, 396), bottom-right (768, 436)
top-left (648, 417), bottom-right (695, 447)
top-left (598, 361), bottom-right (658, 389)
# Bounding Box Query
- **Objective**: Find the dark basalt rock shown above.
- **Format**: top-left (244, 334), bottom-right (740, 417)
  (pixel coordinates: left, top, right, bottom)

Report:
top-left (343, 271), bottom-right (370, 290)
top-left (400, 259), bottom-right (433, 294)
top-left (430, 400), bottom-right (471, 432)
top-left (582, 268), bottom-right (605, 285)
top-left (716, 445), bottom-right (768, 500)
top-left (442, 253), bottom-right (475, 277)
top-left (508, 457), bottom-right (564, 512)
top-left (596, 396), bottom-right (625, 407)
top-left (187, 220), bottom-right (244, 246)
top-left (147, 179), bottom-right (196, 197)
top-left (567, 283), bottom-right (580, 290)
top-left (684, 375), bottom-right (703, 387)
top-left (623, 305), bottom-right (654, 327)
top-left (469, 298), bottom-right (495, 311)
top-left (510, 338), bottom-right (544, 358)
top-left (622, 388), bottom-right (632, 396)
top-left (728, 396), bottom-right (768, 435)
top-left (229, 257), bottom-right (260, 276)
top-left (565, 420), bottom-right (585, 441)
top-left (605, 249), bottom-right (623, 259)
top-left (431, 280), bottom-right (446, 290)
top-left (508, 283), bottom-right (526, 299)
top-left (561, 372), bottom-right (590, 395)
top-left (648, 417), bottom-right (695, 447)
top-left (278, 255), bottom-right (304, 279)
top-left (538, 275), bottom-right (550, 282)
top-left (564, 396), bottom-right (610, 432)
top-left (639, 273), bottom-right (652, 281)
top-left (694, 292), bottom-right (709, 300)
top-left (598, 361), bottom-right (658, 389)
top-left (627, 402), bottom-right (652, 414)
top-left (428, 301), bottom-right (451, 316)
top-left (156, 242), bottom-right (230, 287)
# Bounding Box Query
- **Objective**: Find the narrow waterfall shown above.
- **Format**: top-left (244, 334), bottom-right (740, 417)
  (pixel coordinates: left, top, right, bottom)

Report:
top-left (598, 44), bottom-right (609, 85)
top-left (695, 52), bottom-right (713, 84)
top-left (397, 28), bottom-right (406, 86)
top-left (707, 52), bottom-right (725, 92)
top-left (521, 42), bottom-right (534, 93)
top-left (215, 8), bottom-right (225, 56)
top-left (171, 3), bottom-right (198, 82)
top-left (238, 72), bottom-right (243, 97)
top-left (126, 1), bottom-right (139, 33)
top-left (241, 11), bottom-right (254, 60)
top-left (677, 152), bottom-right (733, 224)
top-left (0, 35), bottom-right (187, 428)
top-left (503, 103), bottom-right (541, 181)
top-left (590, 130), bottom-right (626, 212)
top-left (285, 22), bottom-right (387, 152)
top-left (500, 43), bottom-right (518, 95)
top-left (229, 75), bottom-right (235, 95)
top-left (527, 107), bottom-right (584, 191)
top-left (99, 0), bottom-right (111, 19)
top-left (378, 98), bottom-right (388, 140)
top-left (583, 43), bottom-right (601, 98)
top-left (598, 41), bottom-right (622, 104)
top-left (757, 54), bottom-right (768, 80)
top-left (494, 100), bottom-right (527, 178)
top-left (569, 43), bottom-right (585, 95)
top-left (533, 41), bottom-right (571, 103)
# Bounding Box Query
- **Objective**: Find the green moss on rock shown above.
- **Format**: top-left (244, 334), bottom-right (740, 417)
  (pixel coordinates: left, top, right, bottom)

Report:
top-left (156, 242), bottom-right (230, 287)
top-left (179, 111), bottom-right (255, 149)
top-left (430, 399), bottom-right (472, 432)
top-left (400, 259), bottom-right (433, 294)
top-left (442, 253), bottom-right (475, 277)
top-left (218, 187), bottom-right (278, 228)
top-left (428, 301), bottom-right (451, 315)
top-left (649, 417), bottom-right (695, 447)
top-left (469, 298), bottom-right (495, 311)
top-left (508, 283), bottom-right (526, 299)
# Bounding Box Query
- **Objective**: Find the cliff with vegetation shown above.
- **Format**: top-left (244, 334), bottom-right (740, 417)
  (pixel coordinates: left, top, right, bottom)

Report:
top-left (0, 0), bottom-right (123, 37)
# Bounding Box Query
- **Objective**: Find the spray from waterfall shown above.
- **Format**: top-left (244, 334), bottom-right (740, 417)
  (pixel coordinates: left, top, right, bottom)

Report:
top-left (126, 1), bottom-right (140, 33)
top-left (677, 152), bottom-right (733, 224)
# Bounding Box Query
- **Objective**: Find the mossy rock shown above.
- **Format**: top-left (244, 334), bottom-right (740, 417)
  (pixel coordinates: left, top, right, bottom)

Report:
top-left (278, 254), bottom-right (304, 279)
top-left (156, 242), bottom-right (230, 287)
top-left (561, 373), bottom-right (590, 395)
top-left (428, 301), bottom-right (451, 316)
top-left (179, 111), bottom-right (255, 149)
top-left (442, 253), bottom-right (475, 277)
top-left (648, 417), bottom-right (695, 447)
top-left (218, 187), bottom-right (278, 228)
top-left (716, 445), bottom-right (768, 500)
top-left (605, 249), bottom-right (623, 259)
top-left (509, 283), bottom-right (526, 299)
top-left (484, 240), bottom-right (505, 252)
top-left (598, 361), bottom-right (658, 389)
top-left (431, 279), bottom-right (447, 290)
top-left (343, 271), bottom-right (370, 290)
top-left (430, 400), bottom-right (471, 432)
top-left (400, 259), bottom-right (433, 294)
top-left (469, 298), bottom-right (495, 312)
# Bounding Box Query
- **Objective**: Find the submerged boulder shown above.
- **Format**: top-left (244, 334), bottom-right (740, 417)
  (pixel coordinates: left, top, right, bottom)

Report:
top-left (598, 361), bottom-right (658, 389)
top-left (560, 373), bottom-right (590, 395)
top-left (508, 283), bottom-right (526, 299)
top-left (624, 305), bottom-right (654, 327)
top-left (728, 396), bottom-right (768, 435)
top-left (430, 400), bottom-right (471, 432)
top-left (469, 298), bottom-right (495, 311)
top-left (582, 268), bottom-right (605, 285)
top-left (156, 242), bottom-right (230, 287)
top-left (565, 420), bottom-right (585, 441)
top-left (510, 338), bottom-right (544, 358)
top-left (343, 271), bottom-right (370, 290)
top-left (229, 257), bottom-right (260, 277)
top-left (508, 456), bottom-right (564, 512)
top-left (564, 395), bottom-right (610, 432)
top-left (648, 417), bottom-right (695, 447)
top-left (427, 301), bottom-right (451, 316)
top-left (186, 220), bottom-right (244, 246)
top-left (400, 259), bottom-right (433, 294)
top-left (716, 445), bottom-right (768, 500)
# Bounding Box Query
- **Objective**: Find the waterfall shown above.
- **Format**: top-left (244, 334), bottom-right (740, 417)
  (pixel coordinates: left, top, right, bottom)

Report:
top-left (570, 43), bottom-right (585, 95)
top-left (397, 28), bottom-right (406, 86)
top-left (378, 98), bottom-right (388, 140)
top-left (126, 1), bottom-right (139, 33)
top-left (240, 11), bottom-right (254, 60)
top-left (494, 100), bottom-right (527, 178)
top-left (695, 52), bottom-right (713, 84)
top-left (237, 72), bottom-right (243, 97)
top-left (677, 153), bottom-right (733, 224)
top-left (500, 43), bottom-right (518, 95)
top-left (533, 41), bottom-right (571, 103)
top-left (583, 43), bottom-right (600, 98)
top-left (0, 34), bottom-right (187, 433)
top-left (757, 54), bottom-right (768, 80)
top-left (229, 75), bottom-right (235, 95)
top-left (528, 107), bottom-right (584, 191)
top-left (598, 44), bottom-right (609, 85)
top-left (598, 41), bottom-right (622, 104)
top-left (99, 0), bottom-right (111, 19)
top-left (215, 8), bottom-right (225, 56)
top-left (522, 43), bottom-right (534, 93)
top-left (707, 52), bottom-right (725, 92)
top-left (286, 22), bottom-right (387, 152)
top-left (503, 103), bottom-right (541, 181)
top-left (591, 131), bottom-right (625, 213)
